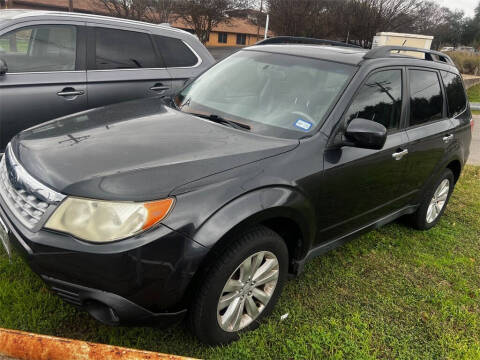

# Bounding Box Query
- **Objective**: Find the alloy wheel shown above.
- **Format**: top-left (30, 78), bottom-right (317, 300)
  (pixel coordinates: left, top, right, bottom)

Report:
top-left (426, 179), bottom-right (450, 223)
top-left (217, 251), bottom-right (279, 332)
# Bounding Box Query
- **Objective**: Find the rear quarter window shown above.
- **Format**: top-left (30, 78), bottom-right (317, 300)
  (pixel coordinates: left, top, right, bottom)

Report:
top-left (153, 35), bottom-right (198, 67)
top-left (441, 71), bottom-right (467, 117)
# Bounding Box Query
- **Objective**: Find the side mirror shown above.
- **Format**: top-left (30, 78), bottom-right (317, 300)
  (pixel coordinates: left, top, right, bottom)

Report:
top-left (344, 118), bottom-right (387, 150)
top-left (0, 59), bottom-right (7, 76)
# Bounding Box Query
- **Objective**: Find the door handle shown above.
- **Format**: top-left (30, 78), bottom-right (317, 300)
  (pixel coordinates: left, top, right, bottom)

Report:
top-left (392, 149), bottom-right (408, 160)
top-left (57, 88), bottom-right (85, 97)
top-left (150, 83), bottom-right (169, 92)
top-left (442, 134), bottom-right (454, 143)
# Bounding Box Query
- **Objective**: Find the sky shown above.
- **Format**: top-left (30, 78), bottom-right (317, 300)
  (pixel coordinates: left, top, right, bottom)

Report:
top-left (432, 0), bottom-right (478, 17)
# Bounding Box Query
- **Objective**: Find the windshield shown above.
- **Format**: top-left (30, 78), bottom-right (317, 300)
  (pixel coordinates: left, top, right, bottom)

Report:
top-left (176, 50), bottom-right (356, 138)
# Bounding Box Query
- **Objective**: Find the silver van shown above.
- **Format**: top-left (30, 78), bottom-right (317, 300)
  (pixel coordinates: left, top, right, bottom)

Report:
top-left (0, 10), bottom-right (215, 153)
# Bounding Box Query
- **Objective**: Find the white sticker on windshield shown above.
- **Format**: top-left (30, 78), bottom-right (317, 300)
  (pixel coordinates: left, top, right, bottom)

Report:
top-left (294, 119), bottom-right (313, 132)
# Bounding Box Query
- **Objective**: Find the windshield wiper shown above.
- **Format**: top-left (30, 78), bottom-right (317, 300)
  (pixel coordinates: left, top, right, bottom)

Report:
top-left (188, 113), bottom-right (251, 131)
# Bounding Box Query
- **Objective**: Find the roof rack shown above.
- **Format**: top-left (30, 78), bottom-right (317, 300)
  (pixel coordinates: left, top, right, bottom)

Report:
top-left (255, 36), bottom-right (362, 49)
top-left (364, 46), bottom-right (454, 65)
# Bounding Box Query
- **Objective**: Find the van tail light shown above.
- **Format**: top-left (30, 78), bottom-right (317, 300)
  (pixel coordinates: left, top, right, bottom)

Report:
top-left (471, 118), bottom-right (475, 131)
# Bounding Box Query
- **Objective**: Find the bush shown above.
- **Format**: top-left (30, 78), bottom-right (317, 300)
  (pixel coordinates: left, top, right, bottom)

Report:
top-left (446, 51), bottom-right (480, 75)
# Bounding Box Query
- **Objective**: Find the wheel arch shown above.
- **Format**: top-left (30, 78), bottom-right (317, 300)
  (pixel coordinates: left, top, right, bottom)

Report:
top-left (192, 186), bottom-right (316, 273)
top-left (446, 158), bottom-right (462, 183)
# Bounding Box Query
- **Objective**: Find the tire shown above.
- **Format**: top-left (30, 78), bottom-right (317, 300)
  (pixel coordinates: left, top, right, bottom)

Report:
top-left (408, 168), bottom-right (455, 230)
top-left (187, 225), bottom-right (288, 345)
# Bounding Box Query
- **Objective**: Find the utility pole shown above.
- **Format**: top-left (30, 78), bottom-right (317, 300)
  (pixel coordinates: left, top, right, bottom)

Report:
top-left (264, 13), bottom-right (269, 40)
top-left (68, 0), bottom-right (73, 12)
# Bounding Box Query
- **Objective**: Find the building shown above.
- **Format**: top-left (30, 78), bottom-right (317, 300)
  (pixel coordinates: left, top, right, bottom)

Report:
top-left (0, 0), bottom-right (106, 14)
top-left (171, 17), bottom-right (272, 47)
top-left (0, 0), bottom-right (272, 47)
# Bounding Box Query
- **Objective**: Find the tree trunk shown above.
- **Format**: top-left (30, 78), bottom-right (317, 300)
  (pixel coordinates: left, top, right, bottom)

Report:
top-left (68, 0), bottom-right (73, 11)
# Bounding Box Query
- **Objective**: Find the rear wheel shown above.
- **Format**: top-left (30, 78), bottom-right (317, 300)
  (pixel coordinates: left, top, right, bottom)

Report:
top-left (188, 226), bottom-right (288, 344)
top-left (409, 168), bottom-right (454, 230)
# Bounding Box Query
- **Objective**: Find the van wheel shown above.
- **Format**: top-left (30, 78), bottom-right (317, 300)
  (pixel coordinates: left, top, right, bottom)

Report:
top-left (409, 168), bottom-right (454, 230)
top-left (188, 226), bottom-right (288, 345)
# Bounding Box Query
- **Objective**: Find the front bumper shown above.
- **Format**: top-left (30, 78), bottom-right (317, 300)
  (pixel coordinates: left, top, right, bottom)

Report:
top-left (0, 195), bottom-right (208, 326)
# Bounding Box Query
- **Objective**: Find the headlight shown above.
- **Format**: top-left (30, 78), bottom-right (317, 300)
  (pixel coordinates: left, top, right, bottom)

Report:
top-left (45, 197), bottom-right (174, 243)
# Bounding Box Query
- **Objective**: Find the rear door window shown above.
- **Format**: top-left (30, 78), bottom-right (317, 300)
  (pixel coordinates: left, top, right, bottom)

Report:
top-left (94, 27), bottom-right (158, 69)
top-left (408, 69), bottom-right (443, 126)
top-left (344, 69), bottom-right (403, 131)
top-left (441, 71), bottom-right (467, 117)
top-left (0, 25), bottom-right (77, 72)
top-left (153, 35), bottom-right (198, 68)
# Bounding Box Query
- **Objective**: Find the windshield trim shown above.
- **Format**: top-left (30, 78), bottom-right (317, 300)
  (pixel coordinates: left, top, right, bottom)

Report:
top-left (242, 48), bottom-right (364, 67)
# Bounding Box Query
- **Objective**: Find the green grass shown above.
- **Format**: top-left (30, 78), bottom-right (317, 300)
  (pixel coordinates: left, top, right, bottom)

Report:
top-left (468, 84), bottom-right (480, 103)
top-left (1, 167), bottom-right (480, 359)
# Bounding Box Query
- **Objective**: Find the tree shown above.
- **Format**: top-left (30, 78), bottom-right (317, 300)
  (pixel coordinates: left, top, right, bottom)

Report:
top-left (99, 0), bottom-right (152, 20)
top-left (266, 0), bottom-right (422, 47)
top-left (175, 0), bottom-right (251, 44)
top-left (145, 0), bottom-right (179, 23)
top-left (99, 0), bottom-right (178, 23)
top-left (463, 1), bottom-right (480, 47)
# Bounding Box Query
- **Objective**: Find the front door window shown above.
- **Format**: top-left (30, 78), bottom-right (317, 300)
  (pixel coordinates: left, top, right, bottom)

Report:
top-left (0, 25), bottom-right (77, 73)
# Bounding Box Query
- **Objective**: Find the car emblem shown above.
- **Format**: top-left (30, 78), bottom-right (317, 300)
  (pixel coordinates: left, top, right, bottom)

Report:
top-left (7, 163), bottom-right (21, 190)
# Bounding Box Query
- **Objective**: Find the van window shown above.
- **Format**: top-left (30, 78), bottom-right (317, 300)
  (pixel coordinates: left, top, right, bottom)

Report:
top-left (409, 70), bottom-right (443, 126)
top-left (94, 28), bottom-right (157, 70)
top-left (0, 25), bottom-right (77, 72)
top-left (153, 35), bottom-right (198, 68)
top-left (344, 70), bottom-right (403, 131)
top-left (441, 71), bottom-right (467, 117)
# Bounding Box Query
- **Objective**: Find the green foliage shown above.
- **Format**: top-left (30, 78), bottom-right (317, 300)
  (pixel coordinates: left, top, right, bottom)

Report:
top-left (448, 52), bottom-right (480, 75)
top-left (468, 83), bottom-right (480, 102)
top-left (1, 166), bottom-right (480, 359)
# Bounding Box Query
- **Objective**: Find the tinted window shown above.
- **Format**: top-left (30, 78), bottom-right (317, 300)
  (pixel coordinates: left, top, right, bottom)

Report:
top-left (0, 25), bottom-right (76, 72)
top-left (153, 35), bottom-right (198, 67)
top-left (236, 34), bottom-right (246, 45)
top-left (218, 32), bottom-right (228, 44)
top-left (409, 70), bottom-right (443, 126)
top-left (344, 70), bottom-right (402, 131)
top-left (441, 71), bottom-right (467, 117)
top-left (95, 28), bottom-right (157, 69)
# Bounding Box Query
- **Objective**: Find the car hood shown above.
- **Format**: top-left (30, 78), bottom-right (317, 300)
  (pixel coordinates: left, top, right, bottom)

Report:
top-left (11, 98), bottom-right (298, 201)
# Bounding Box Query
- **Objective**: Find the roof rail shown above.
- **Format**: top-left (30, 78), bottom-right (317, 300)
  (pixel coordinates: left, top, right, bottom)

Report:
top-left (256, 36), bottom-right (362, 49)
top-left (364, 46), bottom-right (454, 65)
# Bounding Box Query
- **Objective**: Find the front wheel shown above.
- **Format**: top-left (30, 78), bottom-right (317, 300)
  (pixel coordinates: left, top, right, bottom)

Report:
top-left (188, 226), bottom-right (288, 344)
top-left (409, 168), bottom-right (455, 230)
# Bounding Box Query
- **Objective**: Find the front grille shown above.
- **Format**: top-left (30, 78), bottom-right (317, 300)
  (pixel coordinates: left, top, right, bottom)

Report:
top-left (0, 145), bottom-right (65, 230)
top-left (0, 157), bottom-right (48, 228)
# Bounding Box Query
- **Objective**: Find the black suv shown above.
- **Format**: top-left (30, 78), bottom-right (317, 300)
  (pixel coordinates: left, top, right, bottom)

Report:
top-left (0, 41), bottom-right (473, 345)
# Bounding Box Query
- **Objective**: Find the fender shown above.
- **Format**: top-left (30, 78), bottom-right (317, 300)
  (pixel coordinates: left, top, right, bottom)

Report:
top-left (414, 149), bottom-right (464, 205)
top-left (192, 186), bottom-right (316, 260)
